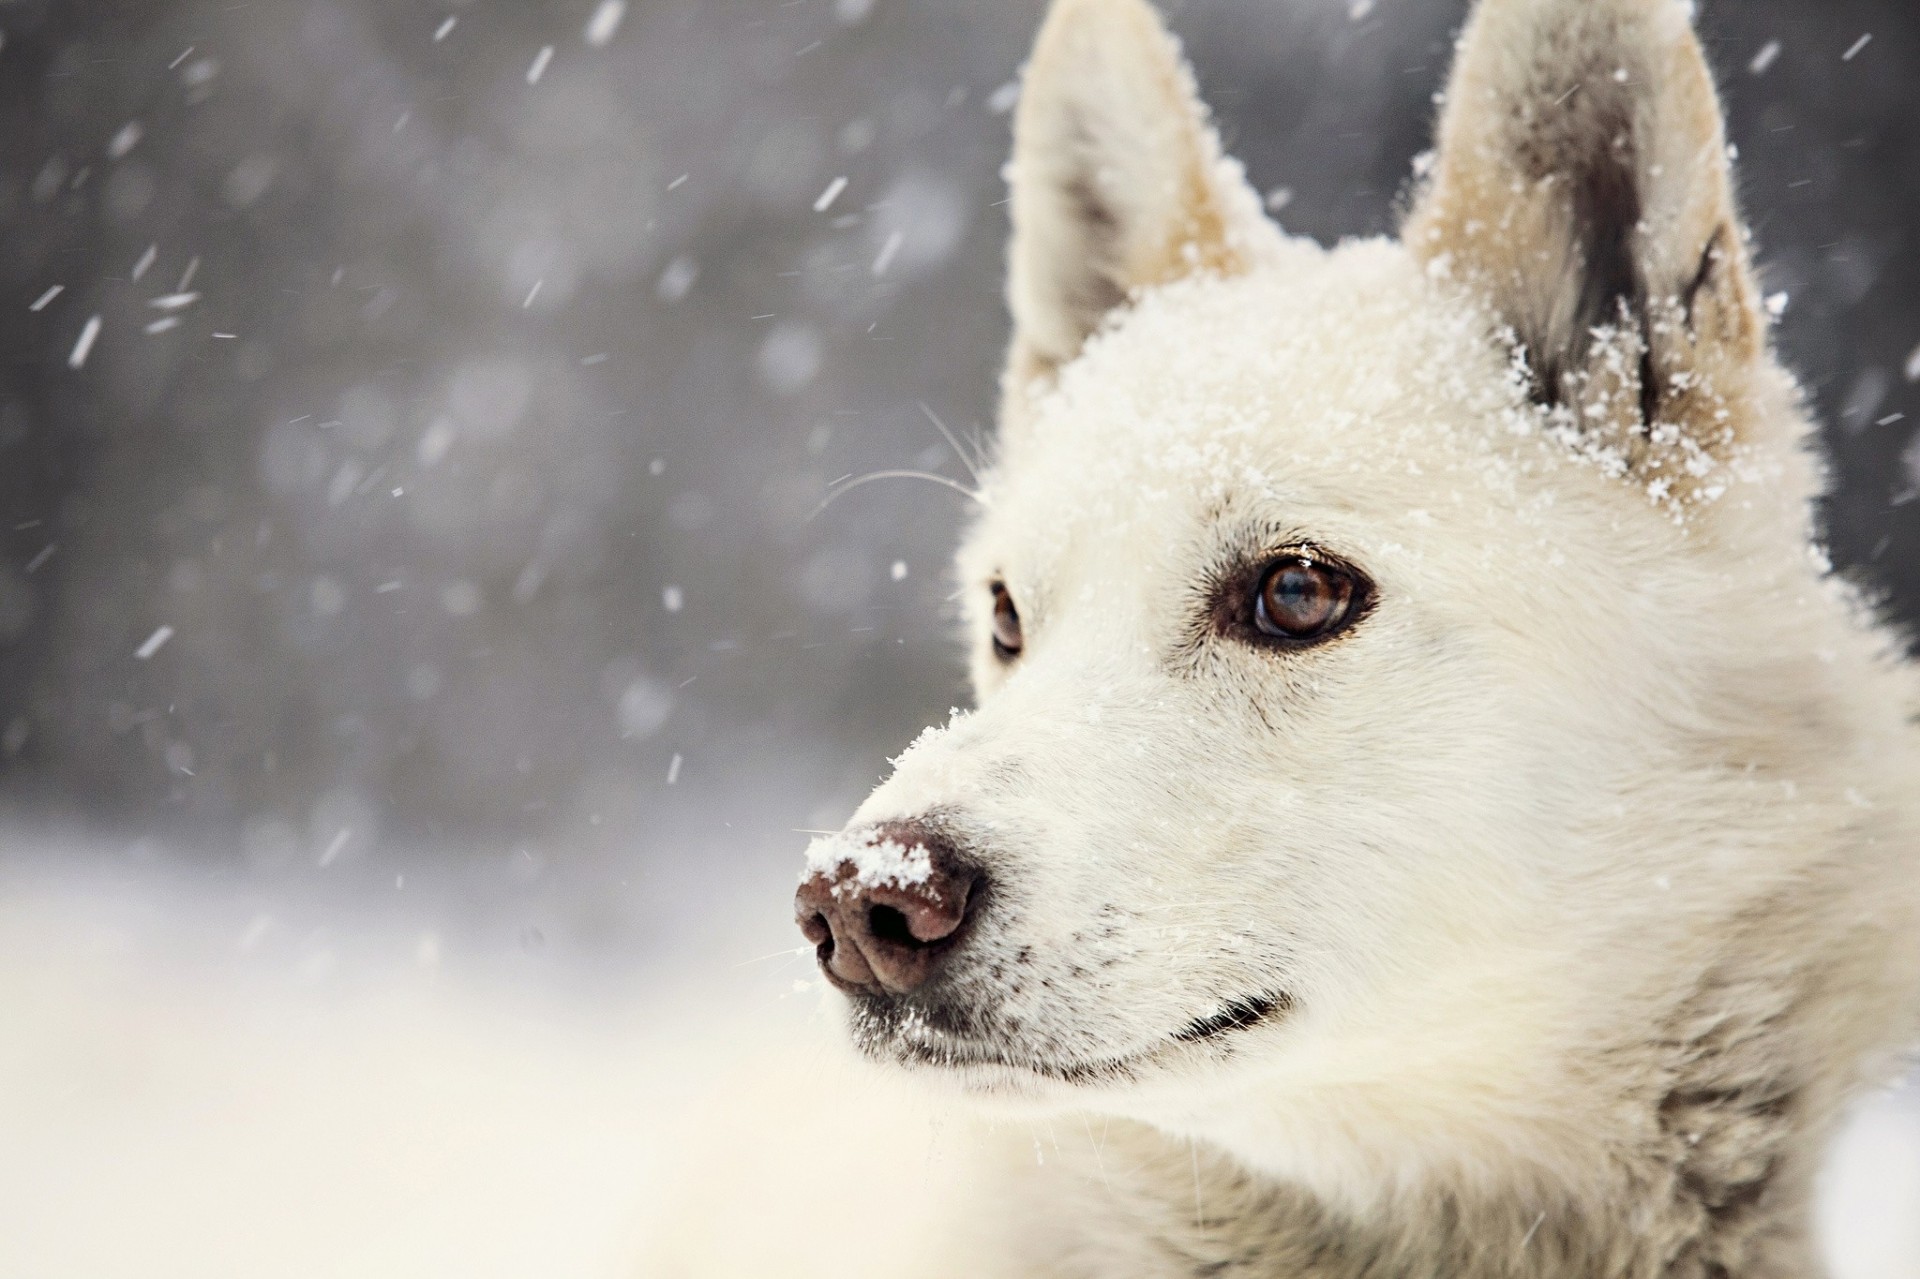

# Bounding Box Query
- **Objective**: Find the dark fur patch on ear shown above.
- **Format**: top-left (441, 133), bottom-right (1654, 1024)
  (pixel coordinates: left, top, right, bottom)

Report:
top-left (1515, 93), bottom-right (1650, 413)
top-left (1060, 169), bottom-right (1128, 327)
top-left (1036, 108), bottom-right (1134, 362)
top-left (1563, 128), bottom-right (1646, 404)
top-left (1683, 224), bottom-right (1728, 328)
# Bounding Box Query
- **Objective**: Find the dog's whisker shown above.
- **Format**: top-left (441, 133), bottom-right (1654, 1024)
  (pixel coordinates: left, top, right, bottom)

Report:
top-left (918, 401), bottom-right (986, 486)
top-left (811, 470), bottom-right (984, 519)
top-left (731, 944), bottom-right (816, 969)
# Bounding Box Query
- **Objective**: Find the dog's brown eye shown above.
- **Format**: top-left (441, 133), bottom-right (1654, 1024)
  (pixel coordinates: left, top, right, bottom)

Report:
top-left (1255, 558), bottom-right (1356, 642)
top-left (990, 583), bottom-right (1023, 660)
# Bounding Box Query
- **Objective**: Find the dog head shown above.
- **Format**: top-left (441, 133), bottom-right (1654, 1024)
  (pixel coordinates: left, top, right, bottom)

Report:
top-left (796, 0), bottom-right (1906, 1197)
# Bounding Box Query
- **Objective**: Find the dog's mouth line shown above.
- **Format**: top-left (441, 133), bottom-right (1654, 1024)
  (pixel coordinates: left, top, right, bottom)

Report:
top-left (1173, 991), bottom-right (1289, 1044)
top-left (874, 988), bottom-right (1290, 1085)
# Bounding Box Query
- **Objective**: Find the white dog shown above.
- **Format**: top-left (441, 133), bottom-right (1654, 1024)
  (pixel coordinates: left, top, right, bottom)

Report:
top-left (655, 0), bottom-right (1920, 1273)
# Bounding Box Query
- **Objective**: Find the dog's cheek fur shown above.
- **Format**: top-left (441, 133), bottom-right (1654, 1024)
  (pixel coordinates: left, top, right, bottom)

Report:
top-left (845, 668), bottom-right (1313, 1072)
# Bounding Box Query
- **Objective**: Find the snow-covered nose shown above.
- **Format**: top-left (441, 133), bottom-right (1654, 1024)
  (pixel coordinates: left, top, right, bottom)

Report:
top-left (794, 821), bottom-right (985, 998)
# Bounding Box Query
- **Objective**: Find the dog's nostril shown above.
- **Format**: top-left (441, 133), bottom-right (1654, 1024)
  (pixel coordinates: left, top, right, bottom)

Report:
top-left (867, 903), bottom-right (918, 949)
top-left (801, 912), bottom-right (835, 967)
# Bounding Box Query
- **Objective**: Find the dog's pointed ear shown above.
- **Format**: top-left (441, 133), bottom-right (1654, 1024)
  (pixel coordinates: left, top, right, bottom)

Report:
top-left (1005, 0), bottom-right (1259, 387)
top-left (1405, 0), bottom-right (1772, 471)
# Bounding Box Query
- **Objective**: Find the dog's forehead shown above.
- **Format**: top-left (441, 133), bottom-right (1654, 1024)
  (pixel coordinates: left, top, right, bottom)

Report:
top-left (983, 239), bottom-right (1535, 573)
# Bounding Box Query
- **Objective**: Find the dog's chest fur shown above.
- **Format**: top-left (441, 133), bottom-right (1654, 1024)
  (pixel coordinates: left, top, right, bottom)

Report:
top-left (1024, 1140), bottom-right (1812, 1279)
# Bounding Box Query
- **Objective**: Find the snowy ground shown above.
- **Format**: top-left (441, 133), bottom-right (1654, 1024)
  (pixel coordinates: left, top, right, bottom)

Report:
top-left (0, 856), bottom-right (1915, 1278)
top-left (0, 851), bottom-right (815, 1278)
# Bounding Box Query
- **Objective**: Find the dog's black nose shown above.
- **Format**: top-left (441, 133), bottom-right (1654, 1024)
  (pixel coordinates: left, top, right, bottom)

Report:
top-left (795, 821), bottom-right (984, 998)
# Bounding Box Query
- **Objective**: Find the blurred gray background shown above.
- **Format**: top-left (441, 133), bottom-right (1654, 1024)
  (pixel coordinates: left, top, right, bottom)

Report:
top-left (0, 0), bottom-right (1914, 966)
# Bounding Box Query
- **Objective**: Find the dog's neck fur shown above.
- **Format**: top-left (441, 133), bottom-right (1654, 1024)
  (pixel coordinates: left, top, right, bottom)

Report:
top-left (1027, 994), bottom-right (1821, 1279)
top-left (1037, 1125), bottom-right (1815, 1279)
top-left (995, 875), bottom-right (1862, 1279)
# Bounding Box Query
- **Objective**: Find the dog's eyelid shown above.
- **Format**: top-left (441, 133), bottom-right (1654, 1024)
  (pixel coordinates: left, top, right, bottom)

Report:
top-left (1217, 540), bottom-right (1347, 582)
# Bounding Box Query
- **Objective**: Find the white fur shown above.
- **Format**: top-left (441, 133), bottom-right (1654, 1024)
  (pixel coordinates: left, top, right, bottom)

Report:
top-left (651, 0), bottom-right (1920, 1273)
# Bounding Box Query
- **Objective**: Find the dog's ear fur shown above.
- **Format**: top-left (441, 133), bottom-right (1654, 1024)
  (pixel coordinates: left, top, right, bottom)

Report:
top-left (1005, 0), bottom-right (1257, 392)
top-left (1405, 0), bottom-right (1770, 473)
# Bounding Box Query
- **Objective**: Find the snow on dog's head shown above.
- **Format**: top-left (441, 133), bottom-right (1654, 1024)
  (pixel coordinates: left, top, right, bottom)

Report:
top-left (798, 0), bottom-right (1920, 1207)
